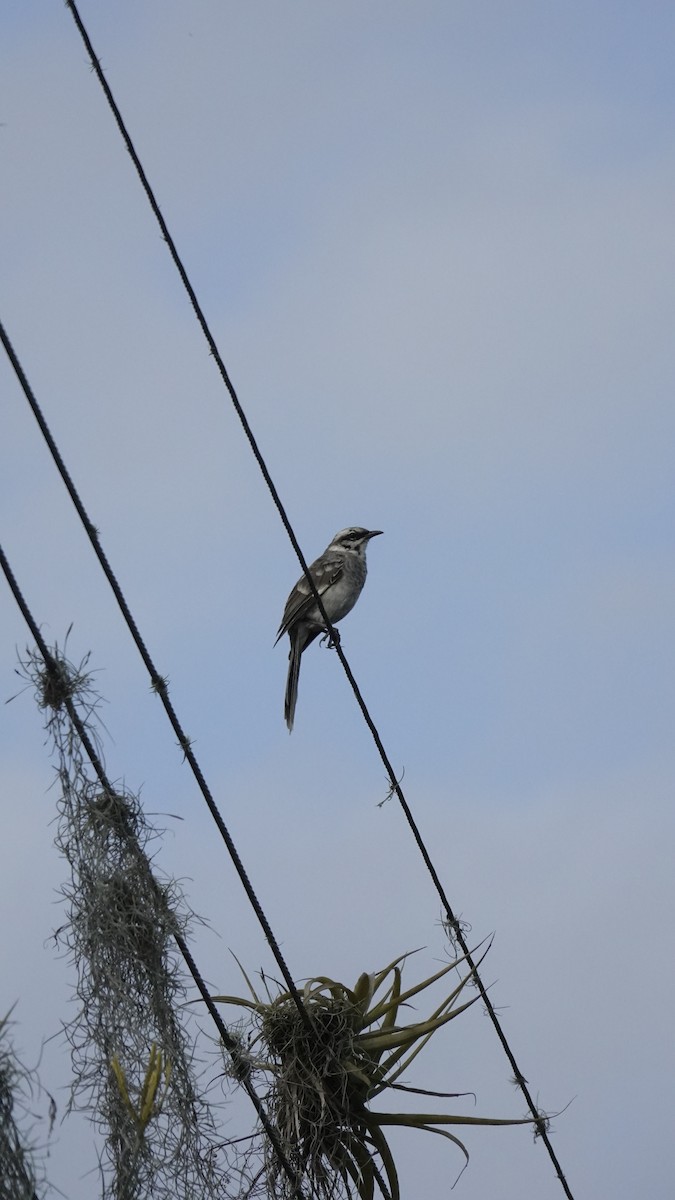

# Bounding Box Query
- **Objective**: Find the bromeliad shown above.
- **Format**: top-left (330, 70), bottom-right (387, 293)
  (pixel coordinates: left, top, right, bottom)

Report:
top-left (211, 945), bottom-right (541, 1199)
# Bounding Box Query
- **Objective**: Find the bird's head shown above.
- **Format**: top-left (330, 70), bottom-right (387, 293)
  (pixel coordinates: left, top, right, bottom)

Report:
top-left (329, 527), bottom-right (383, 556)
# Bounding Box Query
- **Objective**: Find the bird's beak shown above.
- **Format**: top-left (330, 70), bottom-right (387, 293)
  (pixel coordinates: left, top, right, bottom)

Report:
top-left (367, 530), bottom-right (383, 539)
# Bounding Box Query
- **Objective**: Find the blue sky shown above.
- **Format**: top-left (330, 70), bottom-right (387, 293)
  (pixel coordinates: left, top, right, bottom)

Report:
top-left (2, 3), bottom-right (675, 1198)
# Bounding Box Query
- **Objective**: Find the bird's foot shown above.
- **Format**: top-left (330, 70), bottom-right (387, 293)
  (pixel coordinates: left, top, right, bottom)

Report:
top-left (320, 627), bottom-right (341, 650)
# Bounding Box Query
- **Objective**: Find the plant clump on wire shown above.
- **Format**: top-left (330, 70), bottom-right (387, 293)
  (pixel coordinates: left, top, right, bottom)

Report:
top-left (15, 642), bottom-right (232, 1200)
top-left (213, 947), bottom-right (541, 1200)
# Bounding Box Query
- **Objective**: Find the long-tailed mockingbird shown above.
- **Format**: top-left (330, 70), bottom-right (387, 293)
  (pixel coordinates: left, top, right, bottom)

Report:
top-left (275, 527), bottom-right (382, 731)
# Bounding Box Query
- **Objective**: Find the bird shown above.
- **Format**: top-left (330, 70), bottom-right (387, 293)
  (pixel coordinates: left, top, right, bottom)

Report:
top-left (275, 527), bottom-right (383, 731)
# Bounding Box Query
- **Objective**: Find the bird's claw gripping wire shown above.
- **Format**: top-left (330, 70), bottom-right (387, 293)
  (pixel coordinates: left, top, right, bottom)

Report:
top-left (320, 628), bottom-right (341, 649)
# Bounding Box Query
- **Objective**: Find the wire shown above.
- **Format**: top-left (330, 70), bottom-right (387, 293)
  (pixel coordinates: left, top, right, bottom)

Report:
top-left (18, 6), bottom-right (575, 1193)
top-left (0, 319), bottom-right (311, 1040)
top-left (0, 540), bottom-right (308, 1200)
top-left (60, 0), bottom-right (335, 656)
top-left (0, 323), bottom-right (393, 1200)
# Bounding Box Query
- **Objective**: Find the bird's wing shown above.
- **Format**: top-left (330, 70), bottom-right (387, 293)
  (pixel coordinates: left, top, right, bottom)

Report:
top-left (275, 553), bottom-right (344, 642)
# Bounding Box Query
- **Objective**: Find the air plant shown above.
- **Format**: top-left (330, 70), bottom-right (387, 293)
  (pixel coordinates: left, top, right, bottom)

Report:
top-left (212, 946), bottom-right (538, 1199)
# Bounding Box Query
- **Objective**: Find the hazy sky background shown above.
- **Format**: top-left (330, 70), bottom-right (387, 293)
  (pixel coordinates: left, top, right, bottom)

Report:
top-left (2, 3), bottom-right (675, 1198)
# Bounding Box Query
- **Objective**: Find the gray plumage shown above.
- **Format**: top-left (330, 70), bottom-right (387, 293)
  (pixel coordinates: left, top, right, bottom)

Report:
top-left (275, 527), bottom-right (382, 731)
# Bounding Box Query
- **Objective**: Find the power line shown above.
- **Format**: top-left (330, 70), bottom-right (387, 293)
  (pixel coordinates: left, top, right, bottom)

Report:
top-left (0, 323), bottom-right (392, 1200)
top-left (0, 328), bottom-right (312, 1042)
top-left (15, 5), bottom-right (574, 1192)
top-left (0, 540), bottom-right (308, 1200)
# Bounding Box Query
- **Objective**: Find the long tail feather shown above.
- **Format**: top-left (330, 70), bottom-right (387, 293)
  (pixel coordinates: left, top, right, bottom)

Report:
top-left (284, 636), bottom-right (303, 732)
